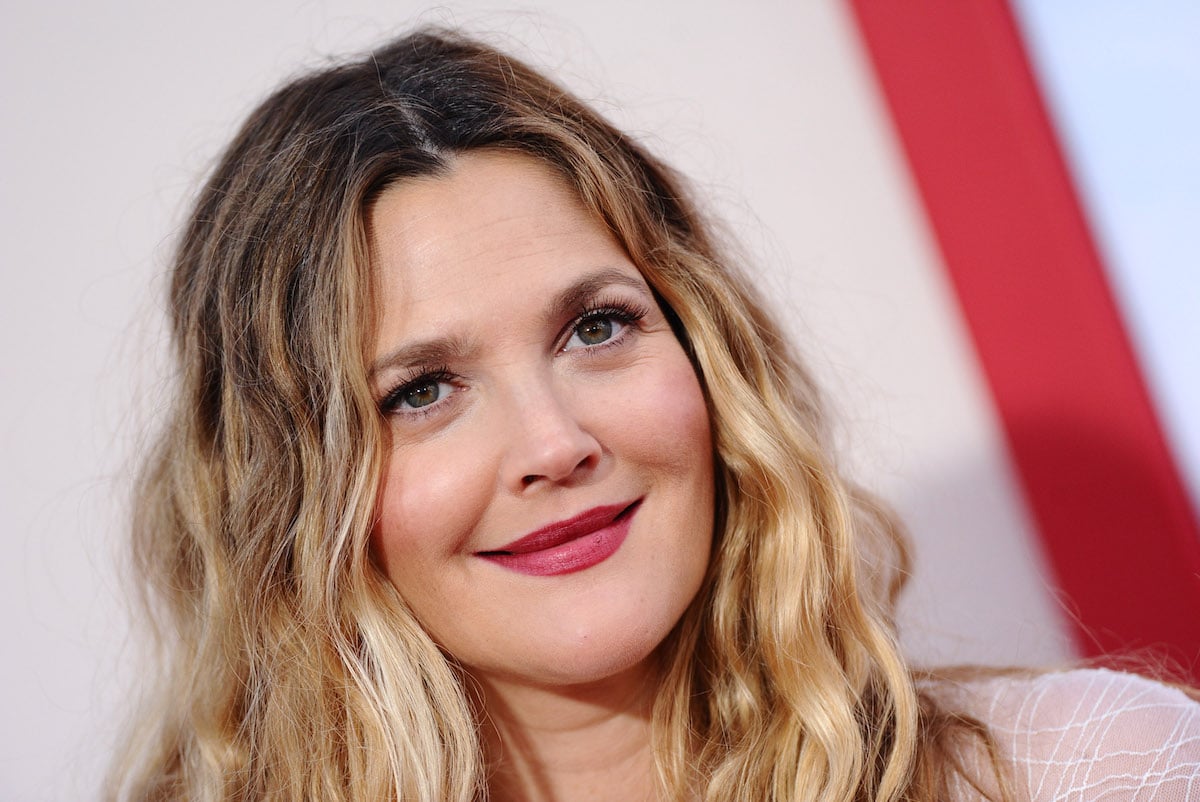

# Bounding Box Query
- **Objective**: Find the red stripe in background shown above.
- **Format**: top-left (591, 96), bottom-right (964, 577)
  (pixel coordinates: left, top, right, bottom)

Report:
top-left (847, 0), bottom-right (1200, 680)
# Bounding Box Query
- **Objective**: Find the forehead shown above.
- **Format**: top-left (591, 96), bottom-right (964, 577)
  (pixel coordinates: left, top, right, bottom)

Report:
top-left (368, 151), bottom-right (638, 351)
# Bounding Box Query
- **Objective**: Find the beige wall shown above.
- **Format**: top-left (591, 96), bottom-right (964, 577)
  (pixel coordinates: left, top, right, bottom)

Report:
top-left (0, 2), bottom-right (1072, 797)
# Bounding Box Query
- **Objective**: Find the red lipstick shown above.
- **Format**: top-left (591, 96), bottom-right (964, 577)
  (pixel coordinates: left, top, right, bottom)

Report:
top-left (478, 501), bottom-right (640, 576)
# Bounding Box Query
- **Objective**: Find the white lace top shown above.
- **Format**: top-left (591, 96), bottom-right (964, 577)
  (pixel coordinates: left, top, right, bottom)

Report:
top-left (941, 668), bottom-right (1200, 800)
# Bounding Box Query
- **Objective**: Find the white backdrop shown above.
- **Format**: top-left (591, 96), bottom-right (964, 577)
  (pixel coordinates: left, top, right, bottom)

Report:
top-left (1, 3), bottom-right (1075, 799)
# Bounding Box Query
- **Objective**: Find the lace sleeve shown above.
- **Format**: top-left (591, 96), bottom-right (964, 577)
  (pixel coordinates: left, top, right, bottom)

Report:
top-left (944, 668), bottom-right (1200, 801)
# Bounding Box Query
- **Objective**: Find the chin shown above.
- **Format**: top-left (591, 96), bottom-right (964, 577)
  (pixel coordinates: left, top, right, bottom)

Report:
top-left (524, 590), bottom-right (697, 689)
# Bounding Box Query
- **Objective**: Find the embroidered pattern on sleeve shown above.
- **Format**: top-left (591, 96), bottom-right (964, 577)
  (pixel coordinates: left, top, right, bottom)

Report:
top-left (946, 669), bottom-right (1200, 801)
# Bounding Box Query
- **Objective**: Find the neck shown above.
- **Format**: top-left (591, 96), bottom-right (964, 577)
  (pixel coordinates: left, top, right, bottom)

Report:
top-left (473, 662), bottom-right (661, 802)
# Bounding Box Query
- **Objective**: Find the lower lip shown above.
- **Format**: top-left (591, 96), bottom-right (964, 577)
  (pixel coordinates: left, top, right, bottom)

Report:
top-left (479, 505), bottom-right (638, 576)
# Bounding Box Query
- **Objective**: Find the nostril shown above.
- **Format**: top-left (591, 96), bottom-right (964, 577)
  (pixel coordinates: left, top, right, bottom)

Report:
top-left (515, 437), bottom-right (599, 490)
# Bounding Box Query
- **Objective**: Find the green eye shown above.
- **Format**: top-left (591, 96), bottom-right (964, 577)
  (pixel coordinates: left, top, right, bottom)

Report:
top-left (574, 316), bottom-right (614, 346)
top-left (381, 372), bottom-right (455, 416)
top-left (403, 381), bottom-right (442, 408)
top-left (561, 303), bottom-right (644, 352)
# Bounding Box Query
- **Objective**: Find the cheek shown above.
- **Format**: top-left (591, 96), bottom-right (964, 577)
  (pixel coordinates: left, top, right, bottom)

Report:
top-left (371, 436), bottom-right (491, 589)
top-left (626, 354), bottom-right (712, 472)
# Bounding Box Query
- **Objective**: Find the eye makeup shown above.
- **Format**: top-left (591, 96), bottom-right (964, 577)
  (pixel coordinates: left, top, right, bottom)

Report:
top-left (374, 280), bottom-right (655, 420)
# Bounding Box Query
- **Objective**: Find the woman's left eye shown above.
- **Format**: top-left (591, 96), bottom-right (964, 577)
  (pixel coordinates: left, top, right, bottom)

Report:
top-left (563, 312), bottom-right (629, 351)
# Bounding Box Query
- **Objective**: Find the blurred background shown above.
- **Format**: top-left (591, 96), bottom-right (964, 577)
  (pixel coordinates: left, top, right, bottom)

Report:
top-left (3, 1), bottom-right (1196, 798)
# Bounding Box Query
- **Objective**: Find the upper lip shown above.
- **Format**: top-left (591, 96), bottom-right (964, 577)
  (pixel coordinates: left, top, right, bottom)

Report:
top-left (480, 501), bottom-right (640, 555)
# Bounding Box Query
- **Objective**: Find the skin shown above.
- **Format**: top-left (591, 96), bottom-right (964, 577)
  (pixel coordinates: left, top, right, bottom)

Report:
top-left (368, 150), bottom-right (715, 800)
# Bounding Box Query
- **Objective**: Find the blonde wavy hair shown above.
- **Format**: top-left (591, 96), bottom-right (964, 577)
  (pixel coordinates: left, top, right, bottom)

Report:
top-left (113, 29), bottom-right (1008, 802)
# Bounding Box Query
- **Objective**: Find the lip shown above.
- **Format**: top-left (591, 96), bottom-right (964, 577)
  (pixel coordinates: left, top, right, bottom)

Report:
top-left (477, 500), bottom-right (641, 576)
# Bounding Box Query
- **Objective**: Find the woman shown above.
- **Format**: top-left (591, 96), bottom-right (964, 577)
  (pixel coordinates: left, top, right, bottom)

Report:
top-left (114, 29), bottom-right (1199, 801)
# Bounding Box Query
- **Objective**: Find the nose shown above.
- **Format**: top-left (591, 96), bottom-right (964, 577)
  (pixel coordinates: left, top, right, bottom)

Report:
top-left (500, 379), bottom-right (601, 491)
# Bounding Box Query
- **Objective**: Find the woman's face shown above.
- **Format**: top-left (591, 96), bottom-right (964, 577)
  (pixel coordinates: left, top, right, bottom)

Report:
top-left (368, 150), bottom-right (714, 688)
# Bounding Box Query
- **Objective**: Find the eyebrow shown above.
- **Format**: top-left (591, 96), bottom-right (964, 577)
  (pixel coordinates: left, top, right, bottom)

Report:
top-left (369, 335), bottom-right (476, 381)
top-left (544, 268), bottom-right (648, 327)
top-left (369, 267), bottom-right (650, 380)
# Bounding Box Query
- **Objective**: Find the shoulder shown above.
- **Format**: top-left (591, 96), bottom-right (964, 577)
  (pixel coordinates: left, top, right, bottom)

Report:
top-left (939, 668), bottom-right (1200, 801)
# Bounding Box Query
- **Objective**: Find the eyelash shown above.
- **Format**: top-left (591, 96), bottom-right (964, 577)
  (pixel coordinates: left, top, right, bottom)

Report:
top-left (377, 297), bottom-right (650, 418)
top-left (563, 298), bottom-right (649, 353)
top-left (378, 366), bottom-right (455, 417)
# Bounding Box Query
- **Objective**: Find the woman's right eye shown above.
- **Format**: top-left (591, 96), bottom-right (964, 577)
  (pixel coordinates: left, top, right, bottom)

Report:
top-left (400, 379), bottom-right (443, 408)
top-left (380, 372), bottom-right (456, 416)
